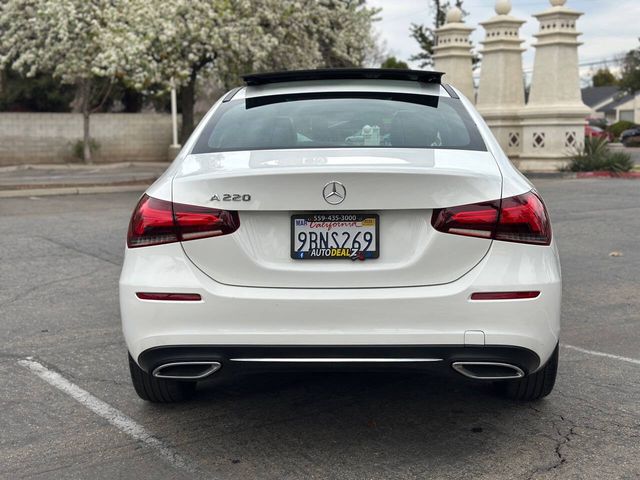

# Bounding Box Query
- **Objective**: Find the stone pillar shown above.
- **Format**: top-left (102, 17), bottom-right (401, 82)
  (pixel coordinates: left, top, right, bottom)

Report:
top-left (476, 0), bottom-right (526, 159)
top-left (433, 7), bottom-right (475, 100)
top-left (519, 0), bottom-right (590, 171)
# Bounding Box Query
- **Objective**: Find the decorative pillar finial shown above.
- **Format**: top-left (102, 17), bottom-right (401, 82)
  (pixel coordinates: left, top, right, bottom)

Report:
top-left (446, 6), bottom-right (463, 23)
top-left (550, 0), bottom-right (567, 7)
top-left (495, 0), bottom-right (511, 16)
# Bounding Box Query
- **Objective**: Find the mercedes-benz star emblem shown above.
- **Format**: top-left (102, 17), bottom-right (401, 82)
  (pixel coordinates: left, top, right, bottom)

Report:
top-left (322, 181), bottom-right (346, 205)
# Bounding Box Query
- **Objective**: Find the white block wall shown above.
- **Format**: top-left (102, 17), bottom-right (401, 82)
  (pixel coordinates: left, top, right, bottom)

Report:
top-left (0, 113), bottom-right (177, 165)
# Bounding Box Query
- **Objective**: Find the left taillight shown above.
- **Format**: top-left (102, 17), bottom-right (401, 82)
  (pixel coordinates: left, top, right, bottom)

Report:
top-left (127, 194), bottom-right (240, 248)
top-left (431, 191), bottom-right (552, 246)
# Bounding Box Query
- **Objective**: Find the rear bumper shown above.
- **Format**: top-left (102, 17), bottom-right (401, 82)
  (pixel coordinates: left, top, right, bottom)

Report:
top-left (120, 240), bottom-right (561, 368)
top-left (137, 344), bottom-right (541, 377)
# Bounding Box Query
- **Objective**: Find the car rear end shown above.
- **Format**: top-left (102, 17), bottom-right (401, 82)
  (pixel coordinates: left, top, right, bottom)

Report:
top-left (120, 69), bottom-right (561, 402)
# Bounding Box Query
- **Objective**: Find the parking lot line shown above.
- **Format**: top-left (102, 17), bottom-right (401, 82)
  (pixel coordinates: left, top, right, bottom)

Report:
top-left (17, 358), bottom-right (197, 475)
top-left (562, 344), bottom-right (640, 366)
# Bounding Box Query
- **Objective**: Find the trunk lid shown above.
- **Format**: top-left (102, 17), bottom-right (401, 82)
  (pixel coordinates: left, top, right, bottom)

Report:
top-left (172, 148), bottom-right (502, 288)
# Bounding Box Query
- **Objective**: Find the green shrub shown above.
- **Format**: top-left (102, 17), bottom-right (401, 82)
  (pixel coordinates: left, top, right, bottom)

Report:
top-left (581, 135), bottom-right (609, 156)
top-left (606, 152), bottom-right (635, 172)
top-left (71, 139), bottom-right (100, 160)
top-left (608, 120), bottom-right (637, 140)
top-left (563, 136), bottom-right (633, 173)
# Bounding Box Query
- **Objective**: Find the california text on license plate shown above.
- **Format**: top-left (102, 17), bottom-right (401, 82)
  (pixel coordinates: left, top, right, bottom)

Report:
top-left (291, 213), bottom-right (379, 260)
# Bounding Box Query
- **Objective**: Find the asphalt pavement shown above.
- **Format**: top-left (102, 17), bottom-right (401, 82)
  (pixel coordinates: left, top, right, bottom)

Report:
top-left (1, 178), bottom-right (639, 479)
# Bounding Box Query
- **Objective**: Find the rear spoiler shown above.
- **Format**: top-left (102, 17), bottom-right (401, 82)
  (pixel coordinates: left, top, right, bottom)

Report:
top-left (242, 68), bottom-right (444, 86)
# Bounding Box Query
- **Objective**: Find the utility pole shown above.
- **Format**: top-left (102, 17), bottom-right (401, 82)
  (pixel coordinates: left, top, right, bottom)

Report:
top-left (168, 79), bottom-right (181, 161)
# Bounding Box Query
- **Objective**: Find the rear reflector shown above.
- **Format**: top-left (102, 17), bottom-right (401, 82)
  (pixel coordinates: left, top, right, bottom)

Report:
top-left (431, 191), bottom-right (551, 245)
top-left (136, 292), bottom-right (202, 301)
top-left (127, 194), bottom-right (239, 248)
top-left (470, 291), bottom-right (540, 300)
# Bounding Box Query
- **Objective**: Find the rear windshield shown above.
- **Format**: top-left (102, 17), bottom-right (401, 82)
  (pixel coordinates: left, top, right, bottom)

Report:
top-left (192, 92), bottom-right (486, 154)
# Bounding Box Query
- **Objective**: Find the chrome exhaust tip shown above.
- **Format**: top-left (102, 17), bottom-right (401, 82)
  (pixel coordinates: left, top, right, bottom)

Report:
top-left (451, 361), bottom-right (524, 380)
top-left (152, 361), bottom-right (221, 380)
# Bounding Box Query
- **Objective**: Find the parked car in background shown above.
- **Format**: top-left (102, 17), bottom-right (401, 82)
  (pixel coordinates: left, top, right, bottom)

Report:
top-left (621, 126), bottom-right (640, 146)
top-left (586, 116), bottom-right (608, 129)
top-left (585, 125), bottom-right (613, 141)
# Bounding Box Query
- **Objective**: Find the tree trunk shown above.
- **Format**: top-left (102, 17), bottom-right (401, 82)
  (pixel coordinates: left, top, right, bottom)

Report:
top-left (81, 79), bottom-right (92, 164)
top-left (179, 72), bottom-right (197, 143)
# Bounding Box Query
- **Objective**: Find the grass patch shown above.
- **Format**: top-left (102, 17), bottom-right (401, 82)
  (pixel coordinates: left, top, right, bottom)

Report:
top-left (71, 139), bottom-right (100, 161)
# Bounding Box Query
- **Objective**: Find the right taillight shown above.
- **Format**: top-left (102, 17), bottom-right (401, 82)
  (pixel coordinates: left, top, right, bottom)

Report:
top-left (127, 194), bottom-right (240, 248)
top-left (431, 191), bottom-right (551, 246)
top-left (494, 191), bottom-right (552, 245)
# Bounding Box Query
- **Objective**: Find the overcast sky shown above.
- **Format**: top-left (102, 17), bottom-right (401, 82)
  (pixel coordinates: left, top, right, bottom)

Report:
top-left (368, 0), bottom-right (640, 82)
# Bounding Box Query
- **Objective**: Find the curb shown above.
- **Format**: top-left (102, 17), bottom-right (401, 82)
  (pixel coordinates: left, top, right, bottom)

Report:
top-left (524, 171), bottom-right (640, 180)
top-left (523, 171), bottom-right (577, 180)
top-left (0, 161), bottom-right (169, 173)
top-left (576, 171), bottom-right (640, 179)
top-left (1, 177), bottom-right (158, 191)
top-left (0, 184), bottom-right (147, 198)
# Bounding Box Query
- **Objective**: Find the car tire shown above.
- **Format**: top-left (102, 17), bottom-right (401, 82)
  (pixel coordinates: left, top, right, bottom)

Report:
top-left (497, 343), bottom-right (558, 401)
top-left (128, 354), bottom-right (196, 403)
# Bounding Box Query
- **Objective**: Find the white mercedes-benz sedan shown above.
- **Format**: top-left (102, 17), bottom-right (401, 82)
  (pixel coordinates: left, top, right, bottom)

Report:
top-left (120, 69), bottom-right (560, 403)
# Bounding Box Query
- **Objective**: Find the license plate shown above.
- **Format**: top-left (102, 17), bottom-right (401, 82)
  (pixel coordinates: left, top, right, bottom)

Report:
top-left (291, 213), bottom-right (379, 260)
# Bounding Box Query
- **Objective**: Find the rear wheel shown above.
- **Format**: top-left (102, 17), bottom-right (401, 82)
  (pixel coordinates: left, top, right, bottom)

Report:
top-left (498, 344), bottom-right (558, 401)
top-left (128, 354), bottom-right (196, 403)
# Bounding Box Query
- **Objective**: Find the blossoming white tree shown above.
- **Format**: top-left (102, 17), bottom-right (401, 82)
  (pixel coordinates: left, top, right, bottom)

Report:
top-left (128, 0), bottom-right (257, 142)
top-left (1, 0), bottom-right (380, 153)
top-left (0, 0), bottom-right (148, 163)
top-left (136, 0), bottom-right (380, 141)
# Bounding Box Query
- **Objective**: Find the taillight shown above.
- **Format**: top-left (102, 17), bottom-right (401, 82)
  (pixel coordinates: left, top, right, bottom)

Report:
top-left (431, 191), bottom-right (551, 245)
top-left (494, 192), bottom-right (552, 245)
top-left (174, 202), bottom-right (240, 241)
top-left (430, 200), bottom-right (500, 239)
top-left (127, 194), bottom-right (240, 248)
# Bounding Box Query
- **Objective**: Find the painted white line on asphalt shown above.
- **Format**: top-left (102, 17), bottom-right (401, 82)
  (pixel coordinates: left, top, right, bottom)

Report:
top-left (18, 358), bottom-right (196, 474)
top-left (562, 344), bottom-right (640, 366)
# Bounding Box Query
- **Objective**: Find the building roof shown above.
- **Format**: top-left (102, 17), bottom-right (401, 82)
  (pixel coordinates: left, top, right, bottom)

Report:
top-left (581, 86), bottom-right (619, 108)
top-left (597, 92), bottom-right (635, 113)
